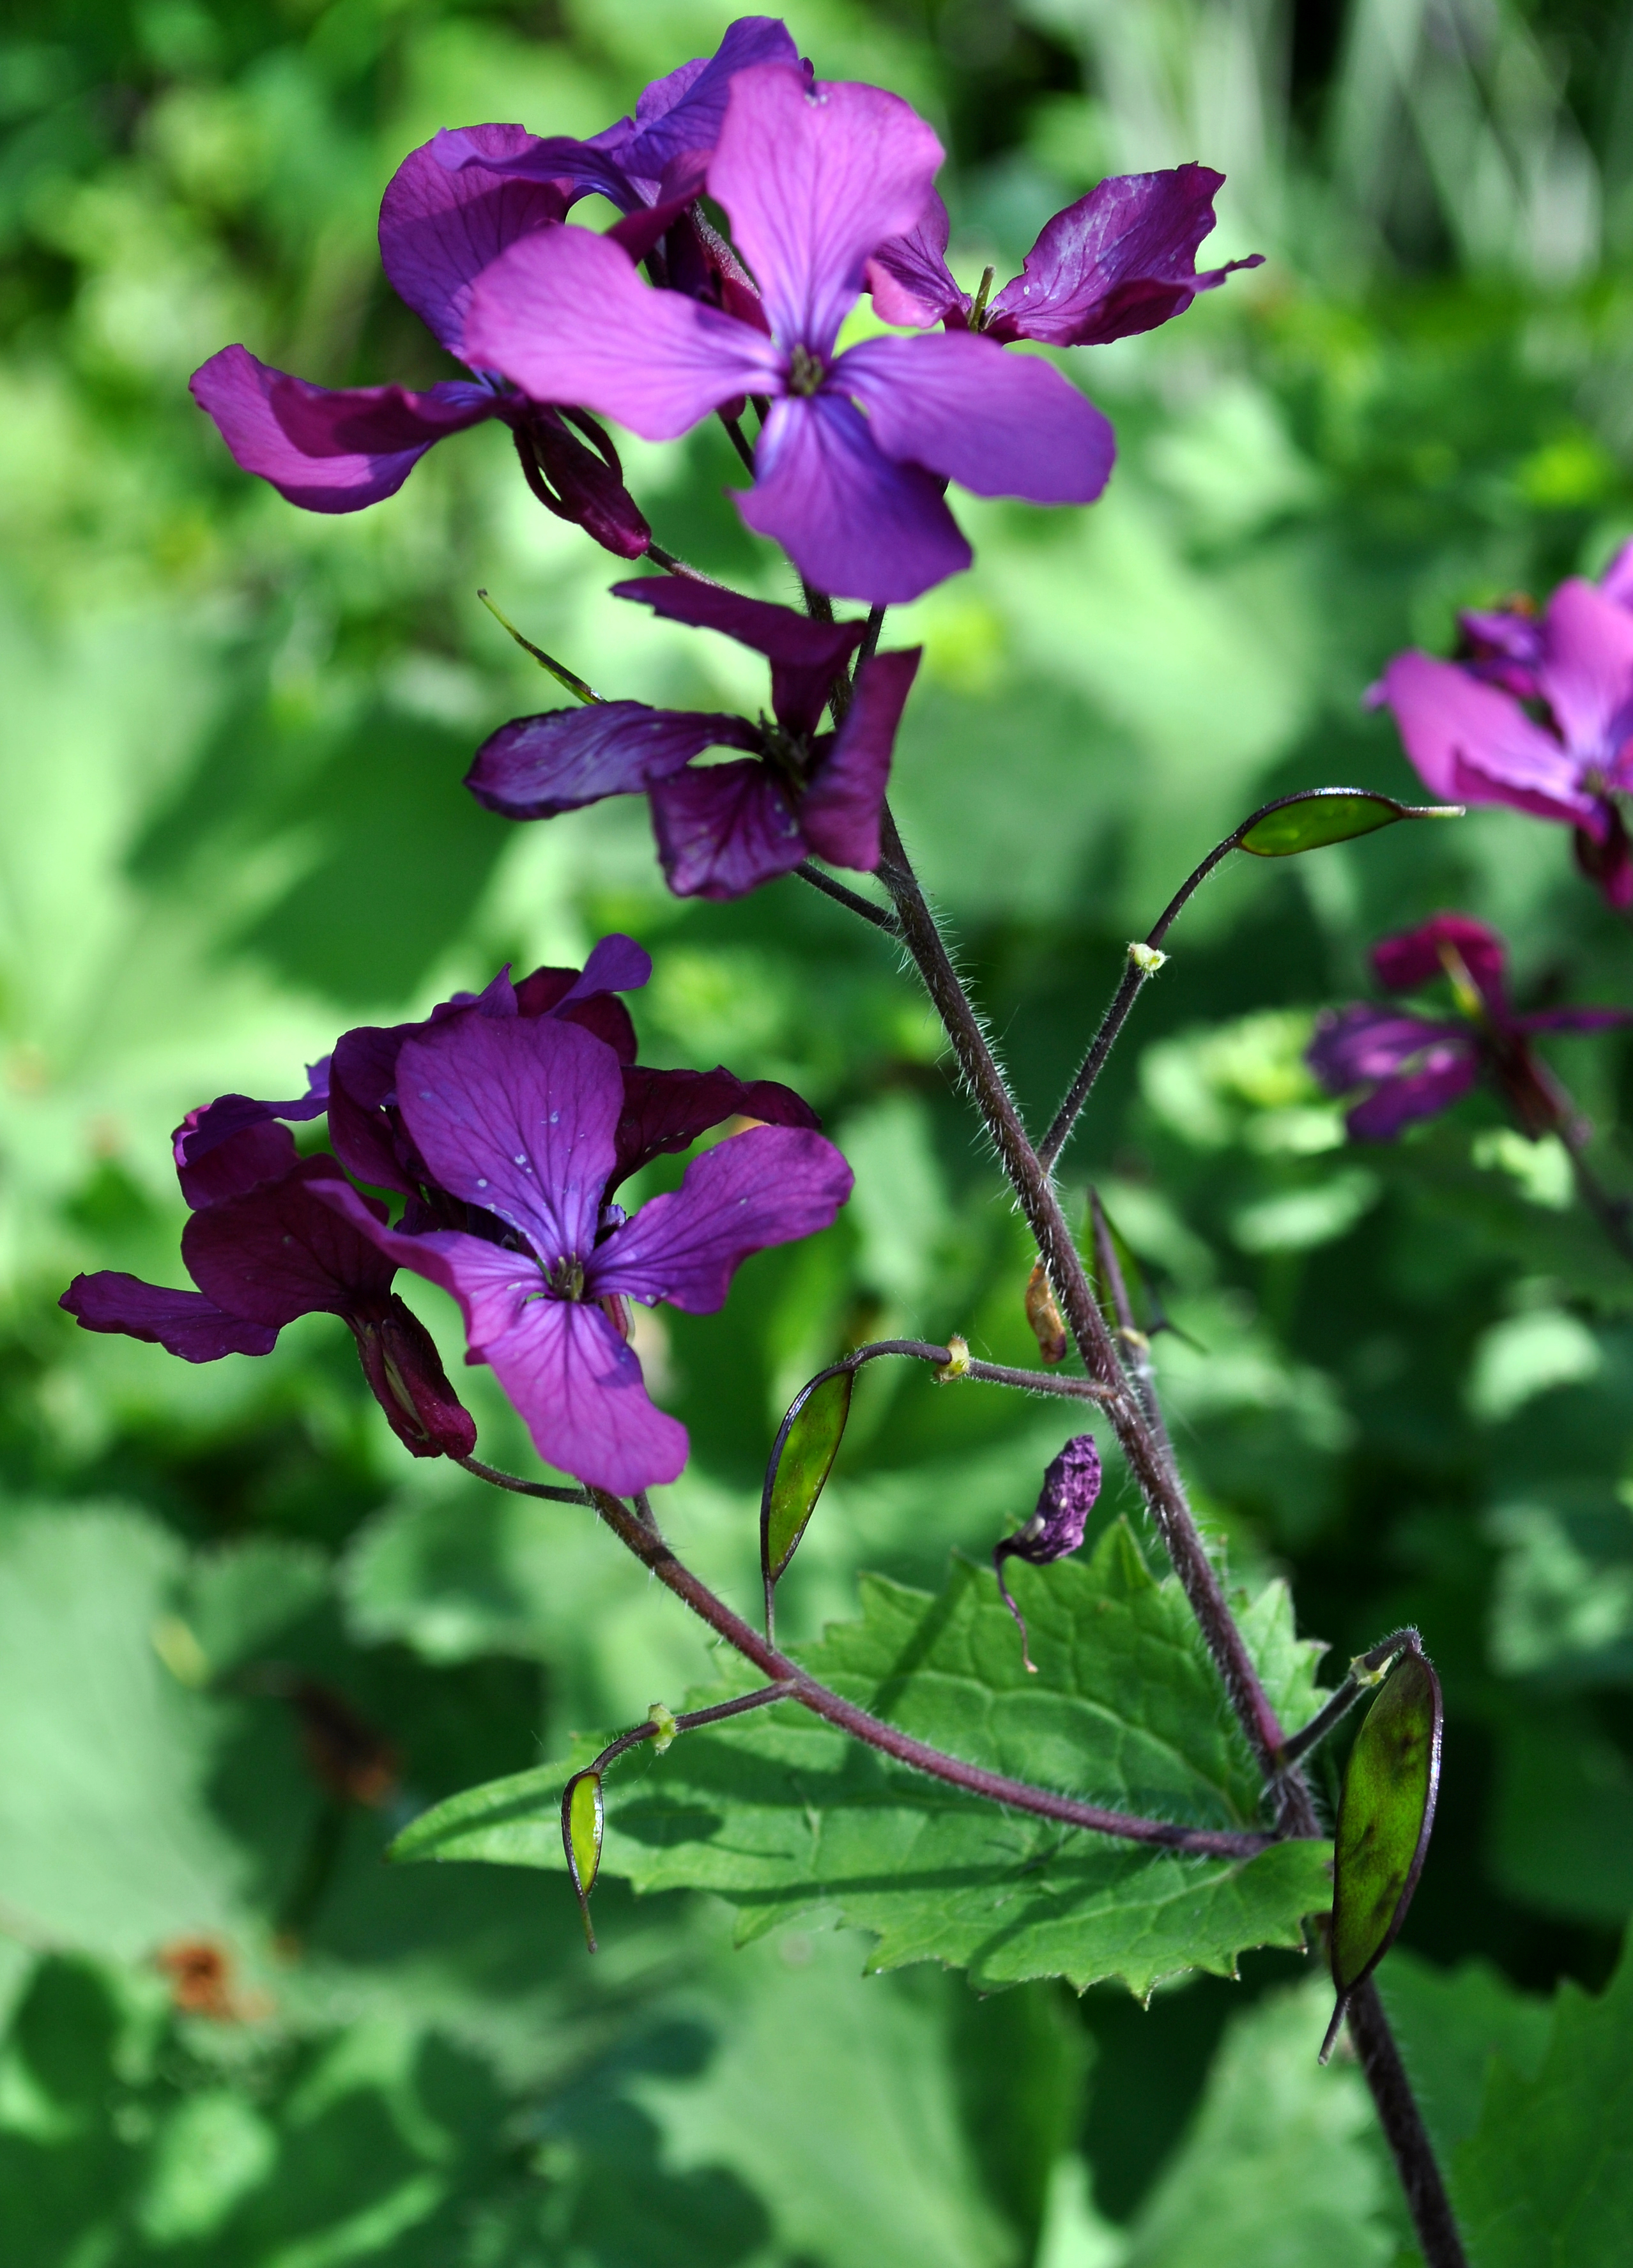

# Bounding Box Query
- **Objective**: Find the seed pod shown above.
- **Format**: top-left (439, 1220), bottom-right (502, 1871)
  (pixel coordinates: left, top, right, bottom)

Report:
top-left (760, 1367), bottom-right (854, 1616)
top-left (562, 1769), bottom-right (605, 1952)
top-left (993, 1434), bottom-right (1101, 1671)
top-left (1321, 1644), bottom-right (1443, 2060)
top-left (1025, 1262), bottom-right (1068, 1364)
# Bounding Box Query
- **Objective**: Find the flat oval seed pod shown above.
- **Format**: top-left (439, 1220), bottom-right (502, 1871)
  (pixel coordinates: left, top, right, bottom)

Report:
top-left (1238, 790), bottom-right (1461, 857)
top-left (1322, 1646), bottom-right (1443, 2057)
top-left (562, 1769), bottom-right (604, 1952)
top-left (761, 1367), bottom-right (854, 1590)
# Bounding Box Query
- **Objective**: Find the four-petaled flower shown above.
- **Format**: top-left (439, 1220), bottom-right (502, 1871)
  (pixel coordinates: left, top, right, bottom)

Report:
top-left (62, 1119), bottom-right (477, 1460)
top-left (1377, 576), bottom-right (1633, 909)
top-left (459, 64), bottom-right (1116, 604)
top-left (467, 578), bottom-right (918, 897)
top-left (1308, 913), bottom-right (1629, 1140)
top-left (866, 166), bottom-right (1262, 346)
top-left (316, 1011), bottom-right (852, 1494)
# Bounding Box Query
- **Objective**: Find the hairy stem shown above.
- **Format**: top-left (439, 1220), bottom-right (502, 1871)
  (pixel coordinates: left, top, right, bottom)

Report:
top-left (873, 804), bottom-right (1292, 1787)
top-left (1346, 1981), bottom-right (1469, 2268)
top-left (579, 1483), bottom-right (1273, 1858)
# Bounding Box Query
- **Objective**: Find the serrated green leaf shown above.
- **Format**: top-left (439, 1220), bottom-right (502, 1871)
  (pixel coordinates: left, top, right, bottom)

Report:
top-left (1236, 790), bottom-right (1456, 857)
top-left (763, 1368), bottom-right (853, 1584)
top-left (394, 1525), bottom-right (1335, 1998)
top-left (1454, 1927), bottom-right (1633, 2267)
top-left (1331, 1649), bottom-right (1442, 1994)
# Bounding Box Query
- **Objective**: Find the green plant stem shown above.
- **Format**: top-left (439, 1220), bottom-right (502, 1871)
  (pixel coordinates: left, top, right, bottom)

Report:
top-left (791, 861), bottom-right (900, 932)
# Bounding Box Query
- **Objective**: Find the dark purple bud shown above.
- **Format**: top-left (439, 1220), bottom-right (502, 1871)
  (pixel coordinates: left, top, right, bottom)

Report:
top-left (1574, 808), bottom-right (1633, 910)
top-left (524, 408), bottom-right (652, 560)
top-left (351, 1292), bottom-right (478, 1460)
top-left (993, 1434), bottom-right (1102, 1671)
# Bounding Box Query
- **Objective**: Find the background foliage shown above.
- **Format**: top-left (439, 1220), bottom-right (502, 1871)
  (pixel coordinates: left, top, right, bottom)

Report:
top-left (7, 0), bottom-right (1633, 2259)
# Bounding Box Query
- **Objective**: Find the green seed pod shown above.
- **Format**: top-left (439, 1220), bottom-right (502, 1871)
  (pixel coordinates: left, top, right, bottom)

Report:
top-left (1237, 788), bottom-right (1459, 858)
top-left (562, 1769), bottom-right (604, 1952)
top-left (1322, 1645), bottom-right (1443, 2058)
top-left (761, 1366), bottom-right (854, 1597)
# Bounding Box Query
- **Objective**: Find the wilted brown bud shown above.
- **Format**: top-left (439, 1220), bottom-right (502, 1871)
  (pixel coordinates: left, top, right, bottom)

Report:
top-left (1024, 1262), bottom-right (1068, 1365)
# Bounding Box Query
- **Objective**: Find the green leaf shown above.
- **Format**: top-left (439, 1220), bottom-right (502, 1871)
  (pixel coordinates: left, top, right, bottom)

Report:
top-left (394, 1525), bottom-right (1335, 1998)
top-left (762, 1367), bottom-right (854, 1585)
top-left (1236, 789), bottom-right (1458, 857)
top-left (1330, 1648), bottom-right (1443, 1996)
top-left (1454, 1927), bottom-right (1633, 2267)
top-left (1119, 1981), bottom-right (1394, 2267)
top-left (1376, 1950), bottom-right (1552, 2163)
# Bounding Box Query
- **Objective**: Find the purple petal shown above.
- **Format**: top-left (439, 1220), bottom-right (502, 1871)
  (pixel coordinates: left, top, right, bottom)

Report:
top-left (589, 1123), bottom-right (852, 1312)
top-left (178, 1122), bottom-right (300, 1211)
top-left (378, 126), bottom-right (570, 353)
top-left (837, 332), bottom-right (1115, 505)
top-left (1379, 650), bottom-right (1591, 821)
top-left (60, 1273), bottom-right (278, 1361)
top-left (1372, 915), bottom-right (1508, 1006)
top-left (611, 576), bottom-right (861, 738)
top-left (985, 167), bottom-right (1261, 348)
top-left (312, 1186), bottom-right (687, 1490)
top-left (709, 65), bottom-right (944, 354)
top-left (1535, 577), bottom-right (1633, 770)
top-left (190, 347), bottom-right (494, 512)
top-left (1308, 1004), bottom-right (1475, 1092)
top-left (1515, 1005), bottom-right (1633, 1034)
top-left (739, 394), bottom-right (970, 606)
top-left (395, 1014), bottom-right (623, 1266)
top-left (801, 647), bottom-right (920, 870)
top-left (1346, 1057), bottom-right (1480, 1140)
top-left (648, 760), bottom-right (806, 898)
top-left (461, 228), bottom-right (779, 438)
top-left (467, 700), bottom-right (751, 821)
top-left (430, 126), bottom-right (642, 213)
top-left (173, 1060), bottom-right (330, 1170)
top-left (611, 1064), bottom-right (821, 1191)
top-left (181, 1156), bottom-right (395, 1329)
top-left (598, 17), bottom-right (805, 203)
top-left (481, 1297), bottom-right (687, 1492)
top-left (865, 195), bottom-right (970, 329)
top-left (564, 933), bottom-right (653, 1004)
top-left (1457, 604), bottom-right (1544, 701)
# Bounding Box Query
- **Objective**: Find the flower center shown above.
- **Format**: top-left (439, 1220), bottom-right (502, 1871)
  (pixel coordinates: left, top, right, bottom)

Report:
top-left (548, 1256), bottom-right (586, 1301)
top-left (786, 344), bottom-right (825, 396)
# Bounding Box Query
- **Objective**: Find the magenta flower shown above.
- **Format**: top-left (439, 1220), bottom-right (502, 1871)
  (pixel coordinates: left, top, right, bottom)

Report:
top-left (189, 125), bottom-right (648, 552)
top-left (866, 166), bottom-right (1262, 345)
top-left (468, 578), bottom-right (918, 897)
top-left (459, 65), bottom-right (1115, 604)
top-left (1378, 576), bottom-right (1633, 908)
top-left (1308, 912), bottom-right (1630, 1140)
top-left (1455, 540), bottom-right (1633, 700)
top-left (61, 1123), bottom-right (477, 1460)
top-left (316, 1011), bottom-right (852, 1494)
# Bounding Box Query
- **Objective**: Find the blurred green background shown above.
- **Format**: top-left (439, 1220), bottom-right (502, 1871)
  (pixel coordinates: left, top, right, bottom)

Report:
top-left (6, 0), bottom-right (1633, 2260)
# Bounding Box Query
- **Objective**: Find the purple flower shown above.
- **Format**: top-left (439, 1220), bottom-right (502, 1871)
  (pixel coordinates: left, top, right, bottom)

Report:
top-left (467, 578), bottom-right (919, 897)
top-left (61, 1123), bottom-right (477, 1460)
top-left (190, 125), bottom-right (649, 553)
top-left (1308, 912), bottom-right (1630, 1140)
top-left (866, 166), bottom-right (1262, 346)
top-left (993, 1434), bottom-right (1102, 1671)
top-left (459, 65), bottom-right (1115, 604)
top-left (1378, 578), bottom-right (1633, 910)
top-left (315, 1011), bottom-right (852, 1493)
top-left (1453, 540), bottom-right (1633, 700)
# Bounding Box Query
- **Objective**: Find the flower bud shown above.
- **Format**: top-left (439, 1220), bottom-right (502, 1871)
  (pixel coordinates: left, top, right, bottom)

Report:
top-left (351, 1294), bottom-right (477, 1460)
top-left (525, 408), bottom-right (652, 560)
top-left (993, 1434), bottom-right (1102, 1671)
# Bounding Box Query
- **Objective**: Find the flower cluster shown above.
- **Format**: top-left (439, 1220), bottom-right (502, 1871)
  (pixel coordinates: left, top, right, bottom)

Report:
top-left (63, 939), bottom-right (851, 1492)
top-left (1376, 548), bottom-right (1633, 909)
top-left (468, 576), bottom-right (919, 896)
top-left (189, 17), bottom-right (1257, 604)
top-left (1308, 913), bottom-right (1629, 1140)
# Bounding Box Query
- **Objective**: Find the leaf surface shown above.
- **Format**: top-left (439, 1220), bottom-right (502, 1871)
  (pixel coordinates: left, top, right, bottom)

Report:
top-left (395, 1523), bottom-right (1335, 1996)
